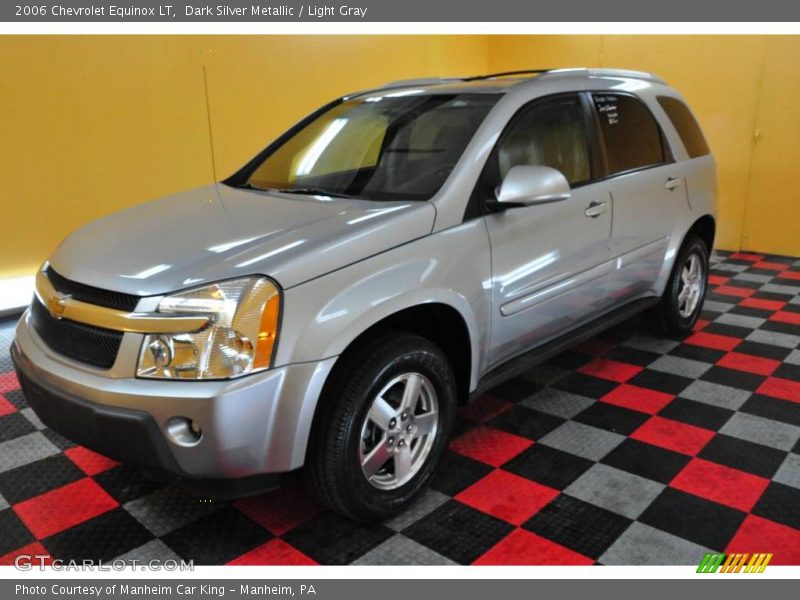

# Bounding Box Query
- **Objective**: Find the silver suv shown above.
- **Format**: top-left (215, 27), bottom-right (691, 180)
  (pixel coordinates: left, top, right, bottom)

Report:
top-left (12, 68), bottom-right (716, 520)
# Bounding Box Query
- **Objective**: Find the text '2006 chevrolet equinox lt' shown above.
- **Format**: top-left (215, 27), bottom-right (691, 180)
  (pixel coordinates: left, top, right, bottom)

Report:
top-left (12, 68), bottom-right (716, 521)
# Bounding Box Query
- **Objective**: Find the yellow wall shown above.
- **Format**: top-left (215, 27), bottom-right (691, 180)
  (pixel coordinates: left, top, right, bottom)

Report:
top-left (490, 35), bottom-right (799, 255)
top-left (1, 35), bottom-right (799, 281)
top-left (0, 35), bottom-right (488, 279)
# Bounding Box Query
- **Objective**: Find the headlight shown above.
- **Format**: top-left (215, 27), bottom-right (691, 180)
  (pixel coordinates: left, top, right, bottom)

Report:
top-left (137, 277), bottom-right (280, 380)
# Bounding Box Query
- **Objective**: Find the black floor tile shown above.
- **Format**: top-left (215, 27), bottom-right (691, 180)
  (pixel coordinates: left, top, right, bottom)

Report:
top-left (487, 405), bottom-right (565, 441)
top-left (574, 402), bottom-right (650, 436)
top-left (628, 369), bottom-right (694, 395)
top-left (752, 482), bottom-right (800, 530)
top-left (659, 397), bottom-right (734, 431)
top-left (0, 455), bottom-right (84, 504)
top-left (700, 366), bottom-right (766, 392)
top-left (554, 372), bottom-right (618, 399)
top-left (639, 488), bottom-right (746, 551)
top-left (162, 507), bottom-right (272, 564)
top-left (44, 508), bottom-right (154, 561)
top-left (502, 444), bottom-right (594, 491)
top-left (523, 494), bottom-right (632, 559)
top-left (404, 500), bottom-right (514, 564)
top-left (282, 512), bottom-right (392, 566)
top-left (429, 450), bottom-right (493, 496)
top-left (601, 438), bottom-right (691, 484)
top-left (698, 434), bottom-right (788, 479)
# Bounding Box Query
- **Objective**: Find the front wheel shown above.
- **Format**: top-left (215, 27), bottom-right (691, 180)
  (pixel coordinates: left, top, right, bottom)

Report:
top-left (306, 333), bottom-right (456, 521)
top-left (651, 234), bottom-right (709, 335)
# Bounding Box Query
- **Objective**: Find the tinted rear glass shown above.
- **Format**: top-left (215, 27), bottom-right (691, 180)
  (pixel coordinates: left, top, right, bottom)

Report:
top-left (657, 96), bottom-right (710, 158)
top-left (592, 93), bottom-right (665, 175)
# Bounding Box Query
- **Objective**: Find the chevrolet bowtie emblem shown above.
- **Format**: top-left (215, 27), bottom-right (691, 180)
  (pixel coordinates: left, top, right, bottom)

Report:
top-left (46, 291), bottom-right (70, 319)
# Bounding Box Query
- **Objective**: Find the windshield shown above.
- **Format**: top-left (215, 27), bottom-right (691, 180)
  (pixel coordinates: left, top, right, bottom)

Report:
top-left (234, 92), bottom-right (499, 201)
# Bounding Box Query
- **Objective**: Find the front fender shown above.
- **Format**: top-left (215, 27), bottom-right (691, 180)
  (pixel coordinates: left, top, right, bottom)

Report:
top-left (274, 219), bottom-right (492, 390)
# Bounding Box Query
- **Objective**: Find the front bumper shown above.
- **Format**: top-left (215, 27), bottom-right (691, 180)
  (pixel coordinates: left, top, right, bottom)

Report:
top-left (12, 311), bottom-right (337, 480)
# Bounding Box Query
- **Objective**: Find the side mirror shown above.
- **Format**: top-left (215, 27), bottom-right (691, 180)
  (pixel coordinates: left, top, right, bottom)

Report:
top-left (495, 165), bottom-right (571, 208)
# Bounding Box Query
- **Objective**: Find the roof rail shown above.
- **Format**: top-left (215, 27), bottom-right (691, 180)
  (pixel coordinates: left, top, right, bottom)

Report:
top-left (381, 77), bottom-right (464, 89)
top-left (461, 69), bottom-right (551, 81)
top-left (381, 68), bottom-right (666, 91)
top-left (541, 68), bottom-right (666, 84)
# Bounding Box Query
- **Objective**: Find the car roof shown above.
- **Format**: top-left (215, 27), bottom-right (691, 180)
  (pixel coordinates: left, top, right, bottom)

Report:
top-left (350, 68), bottom-right (667, 97)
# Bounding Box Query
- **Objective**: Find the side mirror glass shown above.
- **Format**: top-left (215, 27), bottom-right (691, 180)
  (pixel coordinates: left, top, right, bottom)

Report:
top-left (495, 165), bottom-right (571, 207)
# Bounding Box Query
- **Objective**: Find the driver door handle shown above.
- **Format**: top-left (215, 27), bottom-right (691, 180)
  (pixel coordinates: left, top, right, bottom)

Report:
top-left (666, 177), bottom-right (682, 191)
top-left (584, 201), bottom-right (608, 218)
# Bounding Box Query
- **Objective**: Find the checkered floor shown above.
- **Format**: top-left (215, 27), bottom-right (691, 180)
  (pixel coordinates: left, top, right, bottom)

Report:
top-left (1, 250), bottom-right (799, 566)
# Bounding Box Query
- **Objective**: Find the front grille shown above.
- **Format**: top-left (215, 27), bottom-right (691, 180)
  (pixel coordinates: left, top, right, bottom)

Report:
top-left (30, 298), bottom-right (123, 369)
top-left (46, 267), bottom-right (141, 312)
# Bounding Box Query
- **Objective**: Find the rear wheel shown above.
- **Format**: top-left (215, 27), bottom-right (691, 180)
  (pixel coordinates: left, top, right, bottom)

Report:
top-left (652, 234), bottom-right (709, 335)
top-left (306, 333), bottom-right (456, 521)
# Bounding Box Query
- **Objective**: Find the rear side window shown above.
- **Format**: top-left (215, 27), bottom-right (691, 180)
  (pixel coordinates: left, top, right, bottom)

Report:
top-left (592, 93), bottom-right (666, 175)
top-left (657, 96), bottom-right (710, 158)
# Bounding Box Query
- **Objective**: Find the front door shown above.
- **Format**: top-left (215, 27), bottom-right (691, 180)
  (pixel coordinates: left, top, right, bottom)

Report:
top-left (483, 94), bottom-right (613, 368)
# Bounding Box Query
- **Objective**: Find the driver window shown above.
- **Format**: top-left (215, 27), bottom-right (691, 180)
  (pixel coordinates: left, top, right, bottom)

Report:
top-left (497, 95), bottom-right (591, 186)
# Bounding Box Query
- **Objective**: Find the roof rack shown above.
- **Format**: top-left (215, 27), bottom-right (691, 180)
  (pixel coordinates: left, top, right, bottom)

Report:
top-left (381, 68), bottom-right (665, 90)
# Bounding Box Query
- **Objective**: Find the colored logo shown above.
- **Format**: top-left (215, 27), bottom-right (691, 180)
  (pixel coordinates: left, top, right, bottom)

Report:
top-left (697, 553), bottom-right (773, 573)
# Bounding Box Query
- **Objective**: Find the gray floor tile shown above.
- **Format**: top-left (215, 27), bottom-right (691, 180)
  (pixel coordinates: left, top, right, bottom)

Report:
top-left (599, 522), bottom-right (713, 565)
top-left (648, 355), bottom-right (712, 379)
top-left (680, 380), bottom-right (751, 410)
top-left (539, 421), bottom-right (624, 461)
top-left (114, 539), bottom-right (182, 564)
top-left (719, 412), bottom-right (800, 451)
top-left (521, 388), bottom-right (595, 419)
top-left (746, 329), bottom-right (800, 349)
top-left (773, 453), bottom-right (800, 490)
top-left (622, 335), bottom-right (680, 355)
top-left (0, 432), bottom-right (59, 473)
top-left (384, 489), bottom-right (449, 531)
top-left (565, 464), bottom-right (664, 519)
top-left (715, 313), bottom-right (766, 329)
top-left (353, 534), bottom-right (456, 565)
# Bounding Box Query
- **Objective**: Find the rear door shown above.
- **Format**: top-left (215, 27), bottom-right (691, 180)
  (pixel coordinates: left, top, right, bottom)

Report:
top-left (590, 92), bottom-right (686, 301)
top-left (483, 93), bottom-right (614, 367)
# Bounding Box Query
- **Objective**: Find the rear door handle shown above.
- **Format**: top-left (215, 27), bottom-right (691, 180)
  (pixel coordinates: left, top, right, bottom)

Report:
top-left (665, 177), bottom-right (682, 191)
top-left (584, 201), bottom-right (608, 218)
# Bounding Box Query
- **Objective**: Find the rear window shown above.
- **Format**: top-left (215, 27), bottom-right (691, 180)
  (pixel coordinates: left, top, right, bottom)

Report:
top-left (657, 96), bottom-right (710, 158)
top-left (592, 93), bottom-right (667, 175)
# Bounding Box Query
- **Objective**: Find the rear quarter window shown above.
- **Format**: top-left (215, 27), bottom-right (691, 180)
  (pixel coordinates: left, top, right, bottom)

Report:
top-left (592, 93), bottom-right (667, 175)
top-left (657, 96), bottom-right (710, 159)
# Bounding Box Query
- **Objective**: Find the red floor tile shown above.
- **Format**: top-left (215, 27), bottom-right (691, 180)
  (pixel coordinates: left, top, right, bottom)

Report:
top-left (458, 395), bottom-right (513, 423)
top-left (456, 469), bottom-right (559, 526)
top-left (227, 539), bottom-right (317, 566)
top-left (757, 377), bottom-right (800, 403)
top-left (717, 352), bottom-right (781, 376)
top-left (631, 416), bottom-right (715, 456)
top-left (726, 515), bottom-right (800, 565)
top-left (770, 311), bottom-right (800, 326)
top-left (777, 270), bottom-right (800, 281)
top-left (579, 359), bottom-right (643, 383)
top-left (0, 371), bottom-right (19, 394)
top-left (740, 297), bottom-right (786, 312)
top-left (713, 285), bottom-right (756, 299)
top-left (234, 481), bottom-right (323, 536)
top-left (474, 529), bottom-right (594, 565)
top-left (64, 446), bottom-right (119, 476)
top-left (600, 384), bottom-right (674, 414)
top-left (0, 395), bottom-right (16, 417)
top-left (692, 318), bottom-right (710, 332)
top-left (708, 275), bottom-right (730, 286)
top-left (729, 253), bottom-right (763, 262)
top-left (449, 426), bottom-right (533, 467)
top-left (684, 331), bottom-right (741, 352)
top-left (752, 261), bottom-right (787, 271)
top-left (0, 542), bottom-right (51, 567)
top-left (670, 458), bottom-right (770, 512)
top-left (13, 478), bottom-right (118, 539)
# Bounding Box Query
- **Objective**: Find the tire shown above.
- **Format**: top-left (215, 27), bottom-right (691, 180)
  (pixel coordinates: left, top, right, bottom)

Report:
top-left (651, 233), bottom-right (709, 335)
top-left (306, 332), bottom-right (457, 522)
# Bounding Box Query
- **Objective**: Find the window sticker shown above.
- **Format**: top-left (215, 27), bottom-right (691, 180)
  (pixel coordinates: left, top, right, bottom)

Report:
top-left (594, 95), bottom-right (619, 125)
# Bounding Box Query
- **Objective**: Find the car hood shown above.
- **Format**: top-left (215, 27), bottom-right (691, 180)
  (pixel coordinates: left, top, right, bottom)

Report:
top-left (49, 184), bottom-right (435, 296)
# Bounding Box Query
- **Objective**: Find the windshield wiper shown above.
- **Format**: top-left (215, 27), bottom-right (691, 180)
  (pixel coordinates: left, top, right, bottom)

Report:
top-left (273, 187), bottom-right (356, 199)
